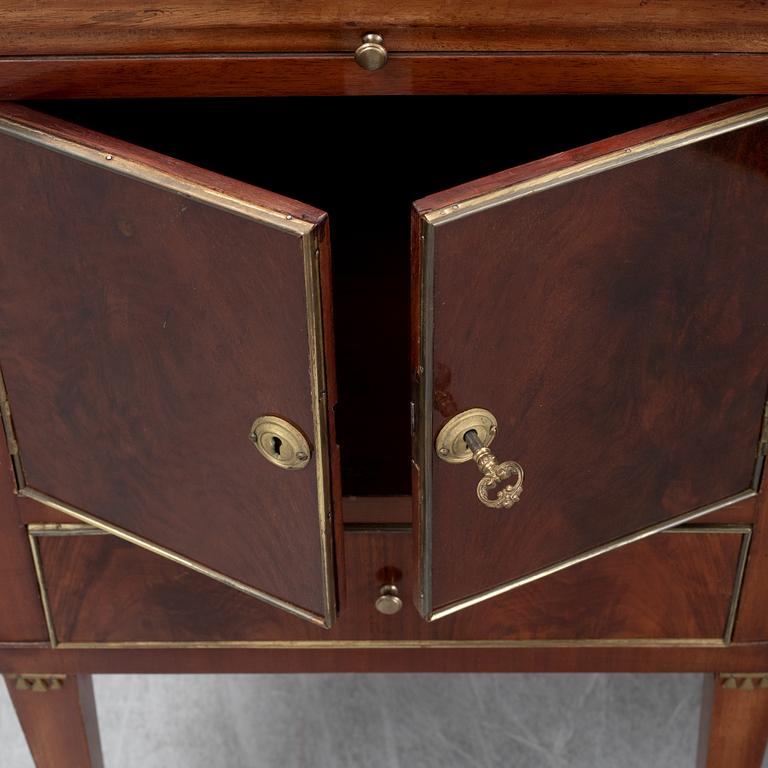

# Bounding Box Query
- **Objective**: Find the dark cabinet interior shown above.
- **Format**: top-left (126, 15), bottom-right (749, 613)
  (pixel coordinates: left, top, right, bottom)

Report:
top-left (31, 96), bottom-right (725, 502)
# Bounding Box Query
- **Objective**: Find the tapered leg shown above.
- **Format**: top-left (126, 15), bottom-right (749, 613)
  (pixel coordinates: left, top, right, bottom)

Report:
top-left (4, 673), bottom-right (104, 768)
top-left (697, 673), bottom-right (768, 768)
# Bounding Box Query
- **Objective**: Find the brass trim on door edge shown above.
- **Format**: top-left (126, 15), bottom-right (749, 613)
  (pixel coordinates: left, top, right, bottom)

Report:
top-left (0, 114), bottom-right (337, 629)
top-left (26, 523), bottom-right (750, 649)
top-left (415, 104), bottom-right (768, 621)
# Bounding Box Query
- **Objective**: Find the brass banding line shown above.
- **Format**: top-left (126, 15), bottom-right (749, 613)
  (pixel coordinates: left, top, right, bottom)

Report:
top-left (27, 528), bottom-right (58, 647)
top-left (0, 117), bottom-right (313, 236)
top-left (302, 229), bottom-right (337, 629)
top-left (724, 526), bottom-right (753, 644)
top-left (424, 106), bottom-right (768, 225)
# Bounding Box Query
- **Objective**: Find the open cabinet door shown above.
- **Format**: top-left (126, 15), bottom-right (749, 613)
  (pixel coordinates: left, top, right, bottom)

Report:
top-left (0, 103), bottom-right (338, 627)
top-left (413, 97), bottom-right (768, 621)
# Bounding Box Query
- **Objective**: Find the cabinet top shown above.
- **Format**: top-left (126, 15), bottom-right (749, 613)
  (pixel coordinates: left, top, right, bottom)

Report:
top-left (1, 0), bottom-right (766, 56)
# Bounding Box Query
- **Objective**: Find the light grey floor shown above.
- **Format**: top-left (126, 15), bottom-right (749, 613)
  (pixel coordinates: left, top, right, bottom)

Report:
top-left (1, 673), bottom-right (765, 767)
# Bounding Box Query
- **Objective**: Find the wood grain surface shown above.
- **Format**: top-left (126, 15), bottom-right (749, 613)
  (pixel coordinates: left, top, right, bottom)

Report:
top-left (415, 97), bottom-right (768, 612)
top-left (0, 103), bottom-right (338, 622)
top-left (1, 1), bottom-right (767, 55)
top-left (2, 55), bottom-right (768, 100)
top-left (32, 526), bottom-right (744, 644)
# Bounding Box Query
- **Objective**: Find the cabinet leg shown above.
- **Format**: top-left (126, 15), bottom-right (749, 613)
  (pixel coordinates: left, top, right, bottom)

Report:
top-left (697, 673), bottom-right (768, 768)
top-left (4, 673), bottom-right (104, 768)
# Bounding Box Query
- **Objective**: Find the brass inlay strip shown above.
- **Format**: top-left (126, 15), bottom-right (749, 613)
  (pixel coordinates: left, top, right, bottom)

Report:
top-left (28, 523), bottom-right (748, 650)
top-left (54, 639), bottom-right (728, 650)
top-left (302, 230), bottom-right (337, 629)
top-left (0, 116), bottom-right (313, 237)
top-left (27, 531), bottom-right (57, 648)
top-left (724, 526), bottom-right (753, 644)
top-left (417, 102), bottom-right (768, 621)
top-left (424, 105), bottom-right (768, 226)
top-left (0, 116), bottom-right (338, 629)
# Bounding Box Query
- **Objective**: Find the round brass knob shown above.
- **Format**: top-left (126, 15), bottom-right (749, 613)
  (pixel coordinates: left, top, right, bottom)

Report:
top-left (375, 584), bottom-right (402, 615)
top-left (354, 33), bottom-right (388, 71)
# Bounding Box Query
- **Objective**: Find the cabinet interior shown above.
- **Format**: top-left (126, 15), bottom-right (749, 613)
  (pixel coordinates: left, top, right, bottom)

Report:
top-left (29, 96), bottom-right (726, 502)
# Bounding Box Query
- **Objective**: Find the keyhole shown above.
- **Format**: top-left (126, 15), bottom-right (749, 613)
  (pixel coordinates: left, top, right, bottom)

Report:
top-left (271, 436), bottom-right (283, 457)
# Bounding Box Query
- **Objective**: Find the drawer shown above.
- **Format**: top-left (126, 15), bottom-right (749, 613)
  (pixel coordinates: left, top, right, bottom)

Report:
top-left (29, 522), bottom-right (749, 647)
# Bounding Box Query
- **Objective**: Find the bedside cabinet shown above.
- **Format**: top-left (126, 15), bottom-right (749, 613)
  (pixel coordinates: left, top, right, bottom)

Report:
top-left (2, 4), bottom-right (768, 767)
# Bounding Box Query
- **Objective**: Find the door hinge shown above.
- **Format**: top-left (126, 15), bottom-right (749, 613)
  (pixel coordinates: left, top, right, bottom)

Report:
top-left (761, 403), bottom-right (768, 455)
top-left (0, 367), bottom-right (25, 491)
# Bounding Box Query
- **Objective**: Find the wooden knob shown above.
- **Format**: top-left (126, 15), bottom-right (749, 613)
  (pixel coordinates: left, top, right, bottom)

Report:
top-left (355, 34), bottom-right (388, 71)
top-left (375, 584), bottom-right (402, 614)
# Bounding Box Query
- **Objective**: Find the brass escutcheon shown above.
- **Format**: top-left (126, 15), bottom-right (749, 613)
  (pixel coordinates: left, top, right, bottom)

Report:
top-left (249, 415), bottom-right (311, 470)
top-left (434, 408), bottom-right (498, 463)
top-left (435, 408), bottom-right (524, 509)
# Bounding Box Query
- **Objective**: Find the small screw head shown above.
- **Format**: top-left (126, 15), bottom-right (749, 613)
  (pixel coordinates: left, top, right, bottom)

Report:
top-left (296, 451), bottom-right (308, 461)
top-left (439, 447), bottom-right (449, 456)
top-left (105, 154), bottom-right (113, 161)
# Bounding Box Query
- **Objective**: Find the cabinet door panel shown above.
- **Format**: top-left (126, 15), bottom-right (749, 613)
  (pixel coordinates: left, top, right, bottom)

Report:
top-left (0, 103), bottom-right (337, 627)
top-left (413, 97), bottom-right (768, 620)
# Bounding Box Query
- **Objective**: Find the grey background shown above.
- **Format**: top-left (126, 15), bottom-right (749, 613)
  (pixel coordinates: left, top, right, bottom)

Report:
top-left (4, 672), bottom-right (764, 767)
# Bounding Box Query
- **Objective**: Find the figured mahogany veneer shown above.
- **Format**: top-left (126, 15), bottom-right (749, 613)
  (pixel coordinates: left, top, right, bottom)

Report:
top-left (3, 55), bottom-right (768, 100)
top-left (1, 1), bottom-right (767, 55)
top-left (30, 524), bottom-right (746, 645)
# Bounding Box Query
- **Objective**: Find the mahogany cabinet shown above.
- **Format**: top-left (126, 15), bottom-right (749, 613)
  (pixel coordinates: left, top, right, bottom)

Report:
top-left (2, 4), bottom-right (768, 767)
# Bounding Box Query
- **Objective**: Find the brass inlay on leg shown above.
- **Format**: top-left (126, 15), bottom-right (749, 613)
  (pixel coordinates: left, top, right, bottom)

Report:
top-left (11, 674), bottom-right (66, 692)
top-left (719, 674), bottom-right (768, 690)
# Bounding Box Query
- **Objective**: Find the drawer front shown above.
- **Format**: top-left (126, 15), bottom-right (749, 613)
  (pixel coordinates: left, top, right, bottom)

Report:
top-left (30, 523), bottom-right (748, 647)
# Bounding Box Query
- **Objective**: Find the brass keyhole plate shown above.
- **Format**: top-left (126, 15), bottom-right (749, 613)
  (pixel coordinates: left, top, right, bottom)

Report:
top-left (435, 408), bottom-right (497, 463)
top-left (249, 415), bottom-right (312, 470)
